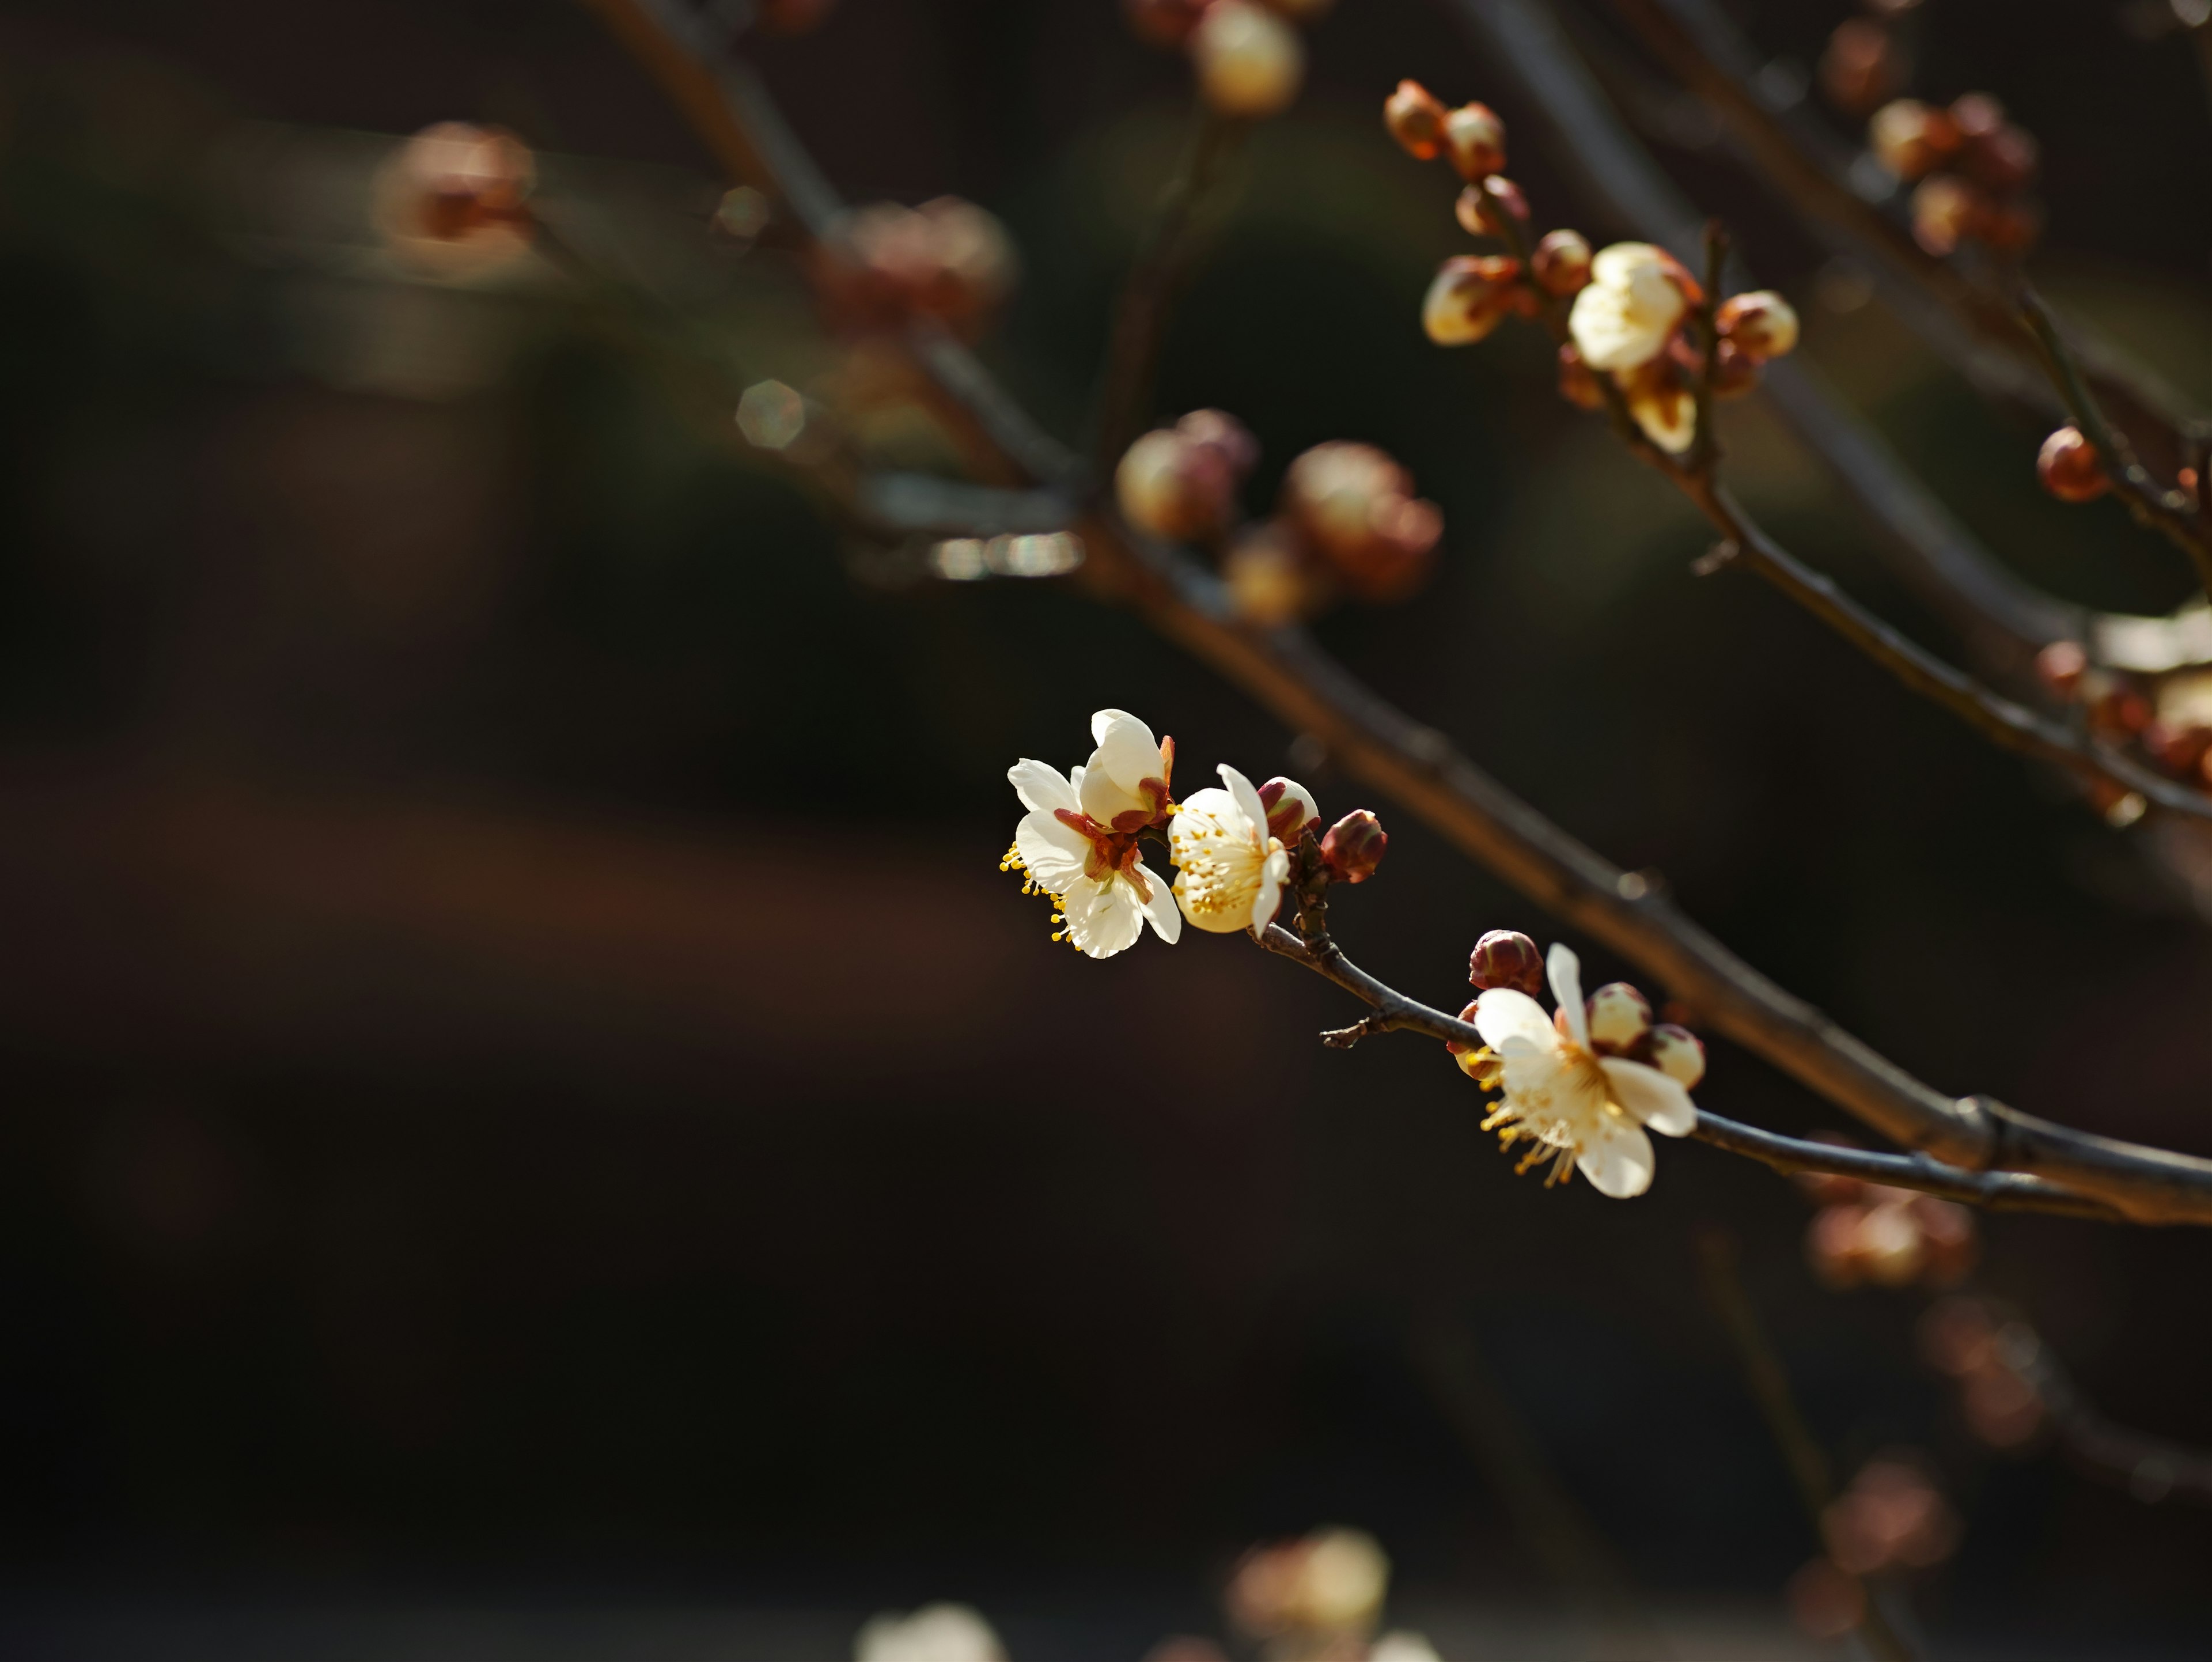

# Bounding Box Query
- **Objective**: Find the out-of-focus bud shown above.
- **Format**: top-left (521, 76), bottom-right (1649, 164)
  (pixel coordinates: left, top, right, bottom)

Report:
top-left (2036, 641), bottom-right (2088, 698)
top-left (1190, 1), bottom-right (1305, 119)
top-left (1963, 121), bottom-right (2039, 193)
top-left (1422, 254), bottom-right (1523, 346)
top-left (1384, 79), bottom-right (1449, 160)
top-left (1715, 290), bottom-right (1800, 362)
top-left (1556, 343), bottom-right (1606, 411)
top-left (1445, 996), bottom-right (1487, 1058)
top-left (1126, 0), bottom-right (1209, 47)
top-left (1709, 338), bottom-right (1760, 399)
top-left (1819, 19), bottom-right (1904, 116)
top-left (1645, 1022), bottom-right (1706, 1088)
top-left (1222, 522), bottom-right (1312, 627)
top-left (373, 122), bottom-right (536, 274)
top-left (1620, 358), bottom-right (1695, 456)
top-left (2037, 426), bottom-right (2109, 503)
top-left (1226, 1528), bottom-right (1389, 1639)
top-left (1585, 982), bottom-right (1653, 1054)
top-left (1909, 172), bottom-right (1984, 256)
top-left (1821, 1456), bottom-right (1959, 1577)
top-left (1962, 1364), bottom-right (2044, 1447)
top-left (855, 1604), bottom-right (1007, 1662)
top-left (1808, 1204), bottom-right (1872, 1289)
top-left (1279, 442), bottom-right (1443, 601)
top-left (1914, 1197), bottom-right (1978, 1286)
top-left (759, 0), bottom-right (838, 32)
top-left (1440, 101), bottom-right (1507, 181)
top-left (1857, 1200), bottom-right (1927, 1286)
top-left (1320, 811), bottom-right (1388, 884)
top-left (1868, 98), bottom-right (1961, 181)
top-left (1257, 776), bottom-right (1323, 842)
top-left (1530, 229), bottom-right (1593, 297)
top-left (823, 196), bottom-right (1020, 336)
top-left (1469, 929), bottom-right (1544, 996)
top-left (2089, 679), bottom-right (2153, 738)
top-left (1453, 177), bottom-right (1529, 237)
top-left (1116, 409), bottom-right (1259, 543)
top-left (1948, 92), bottom-right (2006, 142)
top-left (1786, 1558), bottom-right (1865, 1642)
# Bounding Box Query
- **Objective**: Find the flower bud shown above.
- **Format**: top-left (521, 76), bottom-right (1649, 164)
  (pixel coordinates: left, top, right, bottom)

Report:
top-left (373, 122), bottom-right (536, 274)
top-left (1710, 338), bottom-right (1760, 399)
top-left (1117, 411), bottom-right (1257, 542)
top-left (1947, 92), bottom-right (2006, 142)
top-left (1453, 177), bottom-right (1528, 237)
top-left (821, 196), bottom-right (1019, 336)
top-left (1222, 522), bottom-right (1312, 627)
top-left (1961, 122), bottom-right (2039, 194)
top-left (1808, 1204), bottom-right (1872, 1289)
top-left (2035, 639), bottom-right (2088, 698)
top-left (1858, 1201), bottom-right (1928, 1286)
top-left (1644, 1022), bottom-right (1706, 1088)
top-left (1257, 776), bottom-right (1322, 842)
top-left (1868, 99), bottom-right (1960, 181)
top-left (1468, 929), bottom-right (1543, 996)
top-left (1908, 173), bottom-right (1983, 256)
top-left (1621, 358), bottom-right (1695, 456)
top-left (1585, 982), bottom-right (1652, 1054)
top-left (1555, 344), bottom-right (1605, 411)
top-left (1279, 442), bottom-right (1442, 601)
top-left (1529, 229), bottom-right (1592, 297)
top-left (1818, 18), bottom-right (1903, 116)
top-left (2146, 720), bottom-right (2212, 777)
top-left (1445, 1001), bottom-right (1495, 1079)
top-left (1126, 0), bottom-right (1209, 47)
top-left (1320, 810), bottom-right (1387, 883)
top-left (1384, 79), bottom-right (1448, 160)
top-left (1913, 1197), bottom-right (1978, 1287)
top-left (1190, 1), bottom-right (1304, 119)
top-left (1440, 102), bottom-right (1507, 181)
top-left (1715, 290), bottom-right (1800, 362)
top-left (1422, 255), bottom-right (1522, 346)
top-left (2037, 426), bottom-right (2108, 503)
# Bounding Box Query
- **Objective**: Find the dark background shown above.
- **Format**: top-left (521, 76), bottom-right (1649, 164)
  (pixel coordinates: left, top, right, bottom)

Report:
top-left (0, 0), bottom-right (2209, 1655)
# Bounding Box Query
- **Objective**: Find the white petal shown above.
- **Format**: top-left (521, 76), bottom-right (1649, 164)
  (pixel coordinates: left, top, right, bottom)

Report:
top-left (1060, 874), bottom-right (1144, 959)
top-left (1089, 709), bottom-right (1162, 792)
top-left (1474, 988), bottom-right (1553, 1051)
top-left (1546, 944), bottom-right (1589, 1048)
top-left (1008, 759), bottom-right (1077, 816)
top-left (1014, 811), bottom-right (1089, 893)
top-left (1248, 844), bottom-right (1291, 933)
top-left (1601, 1057), bottom-right (1697, 1137)
top-left (1576, 1119), bottom-right (1656, 1198)
top-left (1078, 760), bottom-right (1148, 826)
top-left (1167, 787), bottom-right (1237, 865)
top-left (1132, 860), bottom-right (1183, 943)
top-left (1218, 763), bottom-right (1268, 838)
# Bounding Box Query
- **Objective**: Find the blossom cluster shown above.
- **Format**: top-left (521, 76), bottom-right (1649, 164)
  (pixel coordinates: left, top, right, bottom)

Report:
top-left (1003, 709), bottom-right (1373, 958)
top-left (1868, 93), bottom-right (2041, 258)
top-left (1786, 1451), bottom-right (1960, 1641)
top-left (1126, 0), bottom-right (1329, 119)
top-left (1115, 412), bottom-right (1445, 620)
top-left (1384, 82), bottom-right (1798, 457)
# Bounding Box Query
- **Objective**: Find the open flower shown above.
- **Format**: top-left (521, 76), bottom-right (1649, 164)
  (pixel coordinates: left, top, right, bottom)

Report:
top-left (1470, 943), bottom-right (1697, 1197)
top-left (1567, 242), bottom-right (1692, 373)
top-left (1003, 710), bottom-right (1181, 959)
top-left (1169, 764), bottom-right (1291, 934)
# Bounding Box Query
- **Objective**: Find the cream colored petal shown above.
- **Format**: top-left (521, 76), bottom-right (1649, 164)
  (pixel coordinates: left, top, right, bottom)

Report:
top-left (1576, 1118), bottom-right (1657, 1198)
top-left (1167, 786), bottom-right (1238, 865)
top-left (1014, 811), bottom-right (1089, 893)
top-left (1132, 860), bottom-right (1183, 943)
top-left (1060, 874), bottom-right (1145, 959)
top-left (1078, 760), bottom-right (1149, 826)
top-left (1546, 943), bottom-right (1590, 1048)
top-left (1089, 709), bottom-right (1162, 792)
top-left (1248, 843), bottom-right (1291, 933)
top-left (1007, 759), bottom-right (1077, 816)
top-left (1601, 1057), bottom-right (1698, 1137)
top-left (1475, 988), bottom-right (1554, 1051)
top-left (1218, 763), bottom-right (1269, 837)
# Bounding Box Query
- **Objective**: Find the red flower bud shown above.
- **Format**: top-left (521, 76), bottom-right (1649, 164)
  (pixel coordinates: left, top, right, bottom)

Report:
top-left (1909, 173), bottom-right (1984, 256)
top-left (2037, 426), bottom-right (2108, 504)
top-left (1947, 92), bottom-right (2006, 142)
top-left (1441, 102), bottom-right (1506, 181)
top-left (1710, 338), bottom-right (1760, 399)
top-left (1384, 79), bottom-right (1448, 161)
top-left (1468, 929), bottom-right (1543, 996)
top-left (1453, 177), bottom-right (1528, 237)
top-left (1320, 810), bottom-right (1387, 883)
top-left (1819, 18), bottom-right (1903, 117)
top-left (1256, 776), bottom-right (1321, 842)
top-left (1444, 997), bottom-right (1482, 1055)
top-left (1715, 290), bottom-right (1800, 363)
top-left (1868, 99), bottom-right (1961, 182)
top-left (1279, 442), bottom-right (1442, 602)
top-left (1530, 229), bottom-right (1592, 297)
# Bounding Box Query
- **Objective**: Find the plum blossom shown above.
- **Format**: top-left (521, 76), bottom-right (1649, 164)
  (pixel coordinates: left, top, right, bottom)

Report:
top-left (1566, 242), bottom-right (1690, 373)
top-left (1469, 942), bottom-right (1698, 1197)
top-left (1169, 764), bottom-right (1291, 935)
top-left (1003, 709), bottom-right (1182, 959)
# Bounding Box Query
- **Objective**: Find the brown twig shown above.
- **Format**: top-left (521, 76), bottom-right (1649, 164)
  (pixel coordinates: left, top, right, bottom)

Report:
top-left (587, 0), bottom-right (2212, 1226)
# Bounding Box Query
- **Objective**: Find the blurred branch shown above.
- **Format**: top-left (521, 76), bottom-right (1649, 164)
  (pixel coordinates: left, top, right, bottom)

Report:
top-left (2006, 1322), bottom-right (2212, 1505)
top-left (588, 0), bottom-right (2212, 1226)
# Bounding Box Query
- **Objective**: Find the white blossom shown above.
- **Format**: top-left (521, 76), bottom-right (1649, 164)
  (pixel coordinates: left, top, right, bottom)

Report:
top-left (1003, 709), bottom-right (1181, 959)
top-left (1566, 242), bottom-right (1688, 373)
top-left (1169, 763), bottom-right (1292, 935)
top-left (1471, 943), bottom-right (1698, 1197)
top-left (855, 1604), bottom-right (1006, 1662)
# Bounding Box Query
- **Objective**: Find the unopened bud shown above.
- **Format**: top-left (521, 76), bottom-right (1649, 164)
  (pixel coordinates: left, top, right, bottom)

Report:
top-left (1257, 776), bottom-right (1322, 842)
top-left (1908, 173), bottom-right (1983, 257)
top-left (1962, 121), bottom-right (2038, 193)
top-left (1858, 1201), bottom-right (1928, 1286)
top-left (1125, 0), bottom-right (1208, 47)
top-left (1454, 177), bottom-right (1528, 238)
top-left (1585, 982), bottom-right (1653, 1054)
top-left (1468, 929), bottom-right (1543, 996)
top-left (1868, 99), bottom-right (1960, 181)
top-left (1710, 338), bottom-right (1760, 399)
top-left (1190, 0), bottom-right (1304, 118)
top-left (1320, 810), bottom-right (1387, 883)
top-left (1444, 998), bottom-right (1481, 1057)
top-left (1645, 1022), bottom-right (1705, 1088)
top-left (824, 196), bottom-right (1018, 336)
top-left (2037, 427), bottom-right (2108, 503)
top-left (1530, 229), bottom-right (1592, 297)
top-left (1279, 442), bottom-right (1442, 601)
top-left (1556, 343), bottom-right (1605, 411)
top-left (2035, 639), bottom-right (2088, 698)
top-left (1422, 255), bottom-right (1522, 346)
top-left (1441, 102), bottom-right (1507, 181)
top-left (1947, 92), bottom-right (2006, 142)
top-left (1715, 290), bottom-right (1800, 362)
top-left (373, 122), bottom-right (537, 274)
top-left (1117, 411), bottom-right (1257, 542)
top-left (1818, 18), bottom-right (1903, 116)
top-left (1384, 79), bottom-right (1448, 160)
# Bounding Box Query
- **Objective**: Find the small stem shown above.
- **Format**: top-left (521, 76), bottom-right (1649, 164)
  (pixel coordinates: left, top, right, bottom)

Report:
top-left (1687, 219), bottom-right (1728, 476)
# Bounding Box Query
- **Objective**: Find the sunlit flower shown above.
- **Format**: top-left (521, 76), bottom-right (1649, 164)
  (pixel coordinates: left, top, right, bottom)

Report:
top-left (1471, 943), bottom-right (1697, 1197)
top-left (1169, 764), bottom-right (1291, 934)
top-left (1621, 359), bottom-right (1695, 455)
top-left (1004, 710), bottom-right (1182, 959)
top-left (855, 1603), bottom-right (1006, 1662)
top-left (1566, 242), bottom-right (1690, 373)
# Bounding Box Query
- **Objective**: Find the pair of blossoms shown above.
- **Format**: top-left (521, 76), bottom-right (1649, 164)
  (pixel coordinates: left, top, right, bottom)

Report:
top-left (1382, 81), bottom-right (1801, 456)
top-left (1003, 709), bottom-right (1385, 958)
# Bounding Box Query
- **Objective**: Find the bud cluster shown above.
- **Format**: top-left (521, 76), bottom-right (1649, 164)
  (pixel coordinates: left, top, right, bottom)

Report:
top-left (373, 122), bottom-right (537, 275)
top-left (815, 196), bottom-right (1018, 338)
top-left (1819, 1454), bottom-right (1960, 1577)
top-left (1866, 92), bottom-right (2041, 256)
top-left (2035, 643), bottom-right (2212, 798)
top-left (1127, 0), bottom-right (1329, 120)
top-left (1455, 930), bottom-right (1706, 1087)
top-left (1918, 1296), bottom-right (2047, 1448)
top-left (1796, 1156), bottom-right (1977, 1290)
